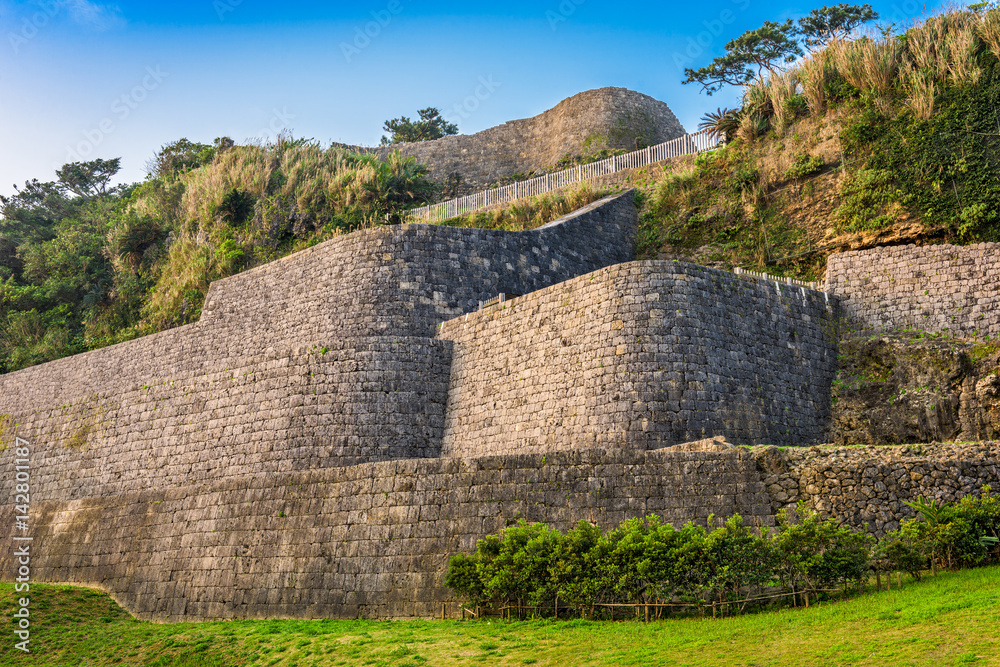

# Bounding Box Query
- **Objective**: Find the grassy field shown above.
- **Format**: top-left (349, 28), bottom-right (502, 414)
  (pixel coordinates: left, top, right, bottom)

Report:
top-left (1, 566), bottom-right (998, 666)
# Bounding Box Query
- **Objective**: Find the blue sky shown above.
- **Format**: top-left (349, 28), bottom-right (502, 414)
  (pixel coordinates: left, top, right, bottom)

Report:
top-left (0, 0), bottom-right (950, 196)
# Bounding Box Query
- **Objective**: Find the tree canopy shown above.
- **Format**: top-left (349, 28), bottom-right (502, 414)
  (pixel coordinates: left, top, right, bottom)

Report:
top-left (144, 137), bottom-right (232, 179)
top-left (683, 20), bottom-right (803, 95)
top-left (380, 107), bottom-right (458, 145)
top-left (798, 3), bottom-right (879, 50)
top-left (682, 4), bottom-right (880, 95)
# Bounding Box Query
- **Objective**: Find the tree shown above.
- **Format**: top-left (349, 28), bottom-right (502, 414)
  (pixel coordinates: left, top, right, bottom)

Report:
top-left (144, 137), bottom-right (229, 179)
top-left (1, 158), bottom-right (124, 247)
top-left (55, 158), bottom-right (121, 198)
top-left (698, 107), bottom-right (741, 143)
top-left (797, 4), bottom-right (879, 50)
top-left (380, 107), bottom-right (458, 145)
top-left (683, 20), bottom-right (803, 95)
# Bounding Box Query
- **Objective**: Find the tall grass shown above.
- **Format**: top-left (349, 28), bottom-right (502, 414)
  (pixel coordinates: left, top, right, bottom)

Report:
top-left (441, 184), bottom-right (599, 231)
top-left (903, 64), bottom-right (938, 121)
top-left (765, 70), bottom-right (800, 132)
top-left (977, 9), bottom-right (1000, 57)
top-left (906, 10), bottom-right (982, 86)
top-left (131, 138), bottom-right (436, 329)
top-left (738, 80), bottom-right (771, 142)
top-left (799, 50), bottom-right (836, 113)
top-left (754, 6), bottom-right (995, 127)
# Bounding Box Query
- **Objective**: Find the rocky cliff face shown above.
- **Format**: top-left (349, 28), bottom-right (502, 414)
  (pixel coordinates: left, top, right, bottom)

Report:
top-left (831, 331), bottom-right (1000, 445)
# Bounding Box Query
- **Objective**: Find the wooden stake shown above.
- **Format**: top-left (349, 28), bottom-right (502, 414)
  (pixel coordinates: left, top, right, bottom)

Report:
top-left (441, 602), bottom-right (446, 620)
top-left (897, 571), bottom-right (902, 589)
top-left (645, 603), bottom-right (650, 623)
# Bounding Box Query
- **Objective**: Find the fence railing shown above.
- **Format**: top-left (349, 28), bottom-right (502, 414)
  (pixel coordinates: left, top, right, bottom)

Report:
top-left (408, 130), bottom-right (722, 223)
top-left (733, 266), bottom-right (823, 292)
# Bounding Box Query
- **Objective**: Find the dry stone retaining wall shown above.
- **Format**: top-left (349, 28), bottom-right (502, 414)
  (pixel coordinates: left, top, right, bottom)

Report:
top-left (755, 442), bottom-right (1000, 535)
top-left (0, 192), bottom-right (636, 486)
top-left (0, 449), bottom-right (771, 621)
top-left (201, 191), bottom-right (638, 341)
top-left (826, 242), bottom-right (1000, 339)
top-left (440, 262), bottom-right (839, 456)
top-left (6, 194), bottom-right (1000, 622)
top-left (2, 338), bottom-right (452, 503)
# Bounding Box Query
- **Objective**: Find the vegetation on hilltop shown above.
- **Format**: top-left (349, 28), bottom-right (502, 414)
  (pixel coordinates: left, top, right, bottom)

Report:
top-left (644, 4), bottom-right (1000, 279)
top-left (0, 136), bottom-right (436, 373)
top-left (435, 5), bottom-right (1000, 283)
top-left (381, 106), bottom-right (459, 145)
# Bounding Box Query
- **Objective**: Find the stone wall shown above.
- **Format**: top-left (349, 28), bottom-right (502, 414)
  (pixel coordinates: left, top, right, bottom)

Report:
top-left (0, 192), bottom-right (636, 478)
top-left (201, 191), bottom-right (638, 341)
top-left (1, 338), bottom-right (452, 502)
top-left (826, 242), bottom-right (1000, 339)
top-left (440, 262), bottom-right (840, 456)
top-left (755, 442), bottom-right (1000, 535)
top-left (352, 88), bottom-right (686, 192)
top-left (0, 449), bottom-right (771, 621)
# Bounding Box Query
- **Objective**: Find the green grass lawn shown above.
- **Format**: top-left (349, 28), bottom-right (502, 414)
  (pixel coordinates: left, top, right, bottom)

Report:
top-left (1, 566), bottom-right (998, 666)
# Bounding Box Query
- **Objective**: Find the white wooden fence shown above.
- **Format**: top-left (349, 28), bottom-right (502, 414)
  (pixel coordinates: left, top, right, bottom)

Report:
top-left (408, 130), bottom-right (722, 223)
top-left (733, 267), bottom-right (823, 292)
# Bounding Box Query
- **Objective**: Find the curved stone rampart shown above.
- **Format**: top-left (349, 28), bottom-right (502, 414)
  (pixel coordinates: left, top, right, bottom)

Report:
top-left (200, 191), bottom-right (638, 341)
top-left (440, 261), bottom-right (840, 455)
top-left (0, 192), bottom-right (636, 490)
top-left (351, 88), bottom-right (686, 191)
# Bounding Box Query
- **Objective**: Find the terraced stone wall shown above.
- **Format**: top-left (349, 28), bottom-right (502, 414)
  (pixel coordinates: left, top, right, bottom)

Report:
top-left (755, 442), bottom-right (1000, 535)
top-left (0, 449), bottom-right (772, 621)
top-left (440, 262), bottom-right (840, 456)
top-left (827, 242), bottom-right (1000, 339)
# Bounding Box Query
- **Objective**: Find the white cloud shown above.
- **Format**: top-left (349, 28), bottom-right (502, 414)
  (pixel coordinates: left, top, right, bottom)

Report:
top-left (62, 0), bottom-right (126, 31)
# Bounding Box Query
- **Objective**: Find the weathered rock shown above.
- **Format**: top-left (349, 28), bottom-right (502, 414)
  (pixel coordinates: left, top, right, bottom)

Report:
top-left (831, 331), bottom-right (1000, 445)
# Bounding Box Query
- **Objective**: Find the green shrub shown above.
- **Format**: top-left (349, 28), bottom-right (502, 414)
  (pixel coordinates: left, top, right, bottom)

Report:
top-left (772, 504), bottom-right (872, 591)
top-left (784, 153), bottom-right (825, 180)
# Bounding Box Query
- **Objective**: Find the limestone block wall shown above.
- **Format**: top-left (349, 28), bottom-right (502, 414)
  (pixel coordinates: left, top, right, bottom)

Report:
top-left (756, 442), bottom-right (1000, 535)
top-left (0, 192), bottom-right (635, 492)
top-left (200, 191), bottom-right (638, 342)
top-left (0, 449), bottom-right (771, 621)
top-left (439, 262), bottom-right (840, 456)
top-left (1, 338), bottom-right (451, 503)
top-left (352, 88), bottom-right (686, 192)
top-left (827, 242), bottom-right (1000, 339)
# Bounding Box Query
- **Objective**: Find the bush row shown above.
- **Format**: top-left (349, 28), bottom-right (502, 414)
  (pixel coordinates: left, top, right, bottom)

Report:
top-left (446, 487), bottom-right (1000, 618)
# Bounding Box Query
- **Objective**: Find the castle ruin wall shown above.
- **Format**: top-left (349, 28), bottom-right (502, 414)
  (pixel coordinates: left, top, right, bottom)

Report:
top-left (2, 449), bottom-right (772, 621)
top-left (348, 88), bottom-right (687, 192)
top-left (440, 262), bottom-right (840, 456)
top-left (826, 242), bottom-right (1000, 339)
